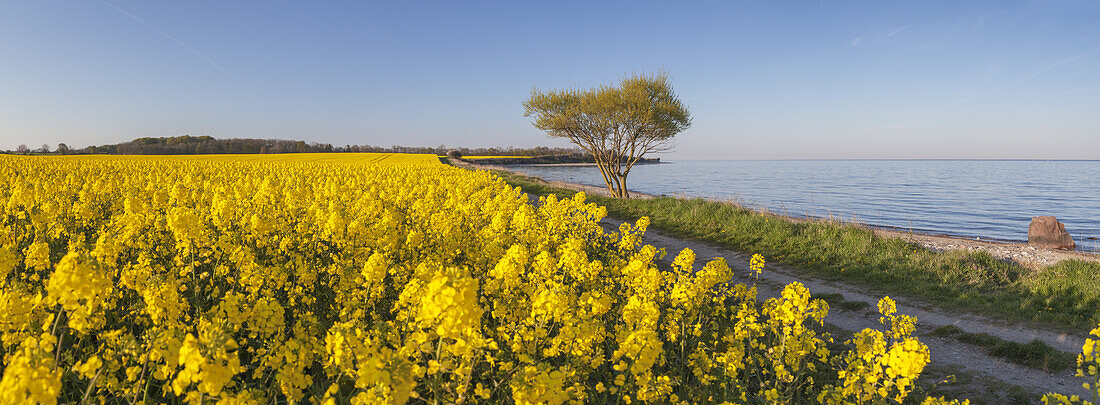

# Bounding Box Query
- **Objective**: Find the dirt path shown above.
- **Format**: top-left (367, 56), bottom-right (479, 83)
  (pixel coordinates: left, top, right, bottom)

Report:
top-left (462, 160), bottom-right (1093, 398)
top-left (520, 185), bottom-right (1089, 398)
top-left (605, 216), bottom-right (1088, 398)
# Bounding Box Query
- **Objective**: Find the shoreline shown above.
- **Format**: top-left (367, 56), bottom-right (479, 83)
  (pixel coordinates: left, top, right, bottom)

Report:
top-left (503, 161), bottom-right (670, 167)
top-left (481, 162), bottom-right (1100, 268)
top-left (496, 162), bottom-right (667, 167)
top-left (455, 155), bottom-right (663, 166)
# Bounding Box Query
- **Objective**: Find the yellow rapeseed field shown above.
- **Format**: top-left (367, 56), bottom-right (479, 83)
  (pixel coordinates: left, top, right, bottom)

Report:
top-left (0, 153), bottom-right (1092, 404)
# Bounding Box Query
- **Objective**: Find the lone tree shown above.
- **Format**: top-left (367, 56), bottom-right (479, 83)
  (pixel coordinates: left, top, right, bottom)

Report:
top-left (523, 73), bottom-right (690, 198)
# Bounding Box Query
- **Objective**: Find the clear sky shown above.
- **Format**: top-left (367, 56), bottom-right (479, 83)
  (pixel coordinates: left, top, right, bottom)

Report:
top-left (2, 1), bottom-right (1098, 159)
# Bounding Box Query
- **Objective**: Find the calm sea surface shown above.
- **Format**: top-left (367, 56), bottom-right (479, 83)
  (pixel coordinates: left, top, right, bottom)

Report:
top-left (511, 160), bottom-right (1100, 252)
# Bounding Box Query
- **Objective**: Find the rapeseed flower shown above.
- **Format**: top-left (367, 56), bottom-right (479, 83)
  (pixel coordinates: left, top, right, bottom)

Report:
top-left (0, 154), bottom-right (969, 403)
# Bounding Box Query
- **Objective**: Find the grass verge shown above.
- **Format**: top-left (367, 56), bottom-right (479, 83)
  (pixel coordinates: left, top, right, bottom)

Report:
top-left (494, 170), bottom-right (1100, 332)
top-left (812, 292), bottom-right (1069, 374)
top-left (813, 293), bottom-right (873, 312)
top-left (930, 325), bottom-right (1077, 373)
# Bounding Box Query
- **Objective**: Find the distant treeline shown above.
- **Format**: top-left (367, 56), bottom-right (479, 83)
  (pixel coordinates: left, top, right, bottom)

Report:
top-left (3, 136), bottom-right (582, 156)
top-left (91, 136), bottom-right (334, 155)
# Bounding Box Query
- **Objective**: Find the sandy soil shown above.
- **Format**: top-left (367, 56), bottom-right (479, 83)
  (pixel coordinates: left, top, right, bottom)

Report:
top-left (878, 229), bottom-right (1100, 268)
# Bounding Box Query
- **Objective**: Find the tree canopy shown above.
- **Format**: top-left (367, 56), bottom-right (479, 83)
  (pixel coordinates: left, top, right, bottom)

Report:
top-left (524, 73), bottom-right (691, 198)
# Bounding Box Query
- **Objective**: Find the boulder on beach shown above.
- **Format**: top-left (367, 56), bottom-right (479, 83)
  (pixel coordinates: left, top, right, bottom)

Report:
top-left (1028, 216), bottom-right (1075, 250)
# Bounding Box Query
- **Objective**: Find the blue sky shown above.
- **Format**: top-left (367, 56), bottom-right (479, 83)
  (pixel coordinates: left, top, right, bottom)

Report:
top-left (1, 1), bottom-right (1097, 158)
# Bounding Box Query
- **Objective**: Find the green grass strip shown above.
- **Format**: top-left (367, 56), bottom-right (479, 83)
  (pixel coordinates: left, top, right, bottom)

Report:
top-left (495, 171), bottom-right (1100, 332)
top-left (930, 326), bottom-right (1077, 372)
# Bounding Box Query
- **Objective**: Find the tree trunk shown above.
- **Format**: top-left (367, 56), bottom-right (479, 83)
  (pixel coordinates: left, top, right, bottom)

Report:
top-left (590, 152), bottom-right (635, 199)
top-left (618, 174), bottom-right (629, 199)
top-left (592, 153), bottom-right (619, 198)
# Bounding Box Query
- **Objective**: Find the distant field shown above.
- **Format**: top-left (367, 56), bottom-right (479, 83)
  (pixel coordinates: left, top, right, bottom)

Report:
top-left (46, 152), bottom-right (441, 165)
